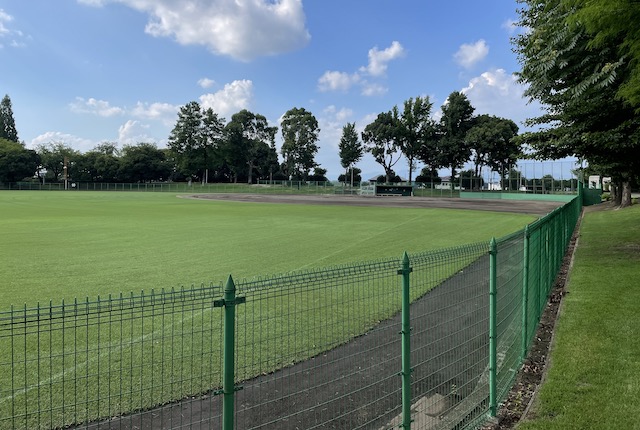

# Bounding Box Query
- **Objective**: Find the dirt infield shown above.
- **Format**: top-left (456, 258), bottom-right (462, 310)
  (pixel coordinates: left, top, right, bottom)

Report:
top-left (184, 193), bottom-right (564, 217)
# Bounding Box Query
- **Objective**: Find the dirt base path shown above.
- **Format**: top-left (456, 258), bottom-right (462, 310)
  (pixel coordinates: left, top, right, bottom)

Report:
top-left (183, 193), bottom-right (564, 217)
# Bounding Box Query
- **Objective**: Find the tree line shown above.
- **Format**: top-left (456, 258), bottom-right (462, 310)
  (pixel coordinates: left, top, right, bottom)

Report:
top-left (1, 92), bottom-right (522, 187)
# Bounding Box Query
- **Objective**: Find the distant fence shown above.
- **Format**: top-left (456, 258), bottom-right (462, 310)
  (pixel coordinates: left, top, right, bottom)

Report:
top-left (0, 194), bottom-right (582, 430)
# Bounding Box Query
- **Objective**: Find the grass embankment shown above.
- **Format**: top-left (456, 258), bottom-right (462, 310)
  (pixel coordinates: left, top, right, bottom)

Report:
top-left (518, 204), bottom-right (640, 429)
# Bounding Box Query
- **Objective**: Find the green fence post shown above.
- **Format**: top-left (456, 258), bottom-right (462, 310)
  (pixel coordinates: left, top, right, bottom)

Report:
top-left (522, 227), bottom-right (530, 361)
top-left (398, 252), bottom-right (413, 428)
top-left (216, 275), bottom-right (246, 430)
top-left (489, 238), bottom-right (498, 417)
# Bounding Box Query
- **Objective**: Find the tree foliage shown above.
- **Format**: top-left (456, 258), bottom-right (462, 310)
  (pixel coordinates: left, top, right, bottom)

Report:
top-left (514, 0), bottom-right (640, 206)
top-left (36, 142), bottom-right (80, 182)
top-left (0, 138), bottom-right (39, 183)
top-left (563, 0), bottom-right (640, 109)
top-left (466, 114), bottom-right (520, 183)
top-left (338, 122), bottom-right (363, 186)
top-left (280, 107), bottom-right (320, 180)
top-left (168, 101), bottom-right (224, 182)
top-left (437, 91), bottom-right (475, 180)
top-left (119, 143), bottom-right (171, 182)
top-left (361, 110), bottom-right (402, 183)
top-left (222, 109), bottom-right (277, 183)
top-left (396, 96), bottom-right (435, 183)
top-left (0, 95), bottom-right (19, 143)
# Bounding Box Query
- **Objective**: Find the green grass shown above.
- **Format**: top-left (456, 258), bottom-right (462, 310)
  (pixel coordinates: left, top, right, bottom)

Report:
top-left (0, 191), bottom-right (536, 429)
top-left (0, 191), bottom-right (534, 310)
top-left (518, 204), bottom-right (640, 430)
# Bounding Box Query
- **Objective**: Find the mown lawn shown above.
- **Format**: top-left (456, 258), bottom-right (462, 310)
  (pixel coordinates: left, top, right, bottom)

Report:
top-left (0, 191), bottom-right (539, 429)
top-left (0, 191), bottom-right (534, 310)
top-left (518, 204), bottom-right (640, 429)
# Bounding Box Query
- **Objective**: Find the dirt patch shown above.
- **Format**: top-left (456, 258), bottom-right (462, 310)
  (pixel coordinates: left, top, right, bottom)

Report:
top-left (182, 193), bottom-right (564, 217)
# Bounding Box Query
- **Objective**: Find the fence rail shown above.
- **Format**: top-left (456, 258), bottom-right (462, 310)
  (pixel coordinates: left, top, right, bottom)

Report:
top-left (0, 194), bottom-right (582, 429)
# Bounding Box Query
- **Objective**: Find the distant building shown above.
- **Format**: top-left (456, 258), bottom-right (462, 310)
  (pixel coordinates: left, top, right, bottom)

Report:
top-left (435, 175), bottom-right (463, 190)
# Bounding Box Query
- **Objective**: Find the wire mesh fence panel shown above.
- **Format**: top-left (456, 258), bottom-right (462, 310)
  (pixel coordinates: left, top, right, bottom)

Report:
top-left (0, 284), bottom-right (225, 430)
top-left (406, 243), bottom-right (491, 430)
top-left (494, 233), bottom-right (525, 403)
top-left (232, 259), bottom-right (404, 429)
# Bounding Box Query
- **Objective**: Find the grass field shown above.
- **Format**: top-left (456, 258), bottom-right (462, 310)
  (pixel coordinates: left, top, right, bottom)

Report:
top-left (0, 191), bottom-right (534, 310)
top-left (0, 190), bottom-right (539, 429)
top-left (518, 204), bottom-right (640, 430)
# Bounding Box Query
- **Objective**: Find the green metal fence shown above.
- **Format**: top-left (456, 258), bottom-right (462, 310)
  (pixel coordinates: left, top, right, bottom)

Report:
top-left (0, 196), bottom-right (582, 429)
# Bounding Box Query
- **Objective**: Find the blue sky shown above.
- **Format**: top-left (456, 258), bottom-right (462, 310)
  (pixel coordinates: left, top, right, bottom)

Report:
top-left (1, 0), bottom-right (552, 181)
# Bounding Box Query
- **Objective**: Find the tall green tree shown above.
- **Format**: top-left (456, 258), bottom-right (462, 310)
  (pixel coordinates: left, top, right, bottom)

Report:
top-left (0, 95), bottom-right (19, 142)
top-left (514, 0), bottom-right (640, 206)
top-left (437, 91), bottom-right (475, 184)
top-left (466, 114), bottom-right (520, 188)
top-left (362, 110), bottom-right (402, 183)
top-left (397, 96), bottom-right (436, 184)
top-left (338, 122), bottom-right (363, 187)
top-left (222, 109), bottom-right (277, 183)
top-left (280, 107), bottom-right (320, 180)
top-left (168, 101), bottom-right (224, 182)
top-left (0, 138), bottom-right (39, 183)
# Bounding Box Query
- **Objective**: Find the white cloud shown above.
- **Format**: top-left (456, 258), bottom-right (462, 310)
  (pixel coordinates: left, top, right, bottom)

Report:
top-left (360, 41), bottom-right (405, 77)
top-left (81, 0), bottom-right (310, 61)
top-left (502, 18), bottom-right (518, 35)
top-left (317, 71), bottom-right (360, 92)
top-left (0, 9), bottom-right (27, 48)
top-left (131, 101), bottom-right (178, 125)
top-left (360, 82), bottom-right (387, 97)
top-left (454, 39), bottom-right (489, 69)
top-left (461, 68), bottom-right (542, 127)
top-left (118, 120), bottom-right (155, 145)
top-left (70, 97), bottom-right (125, 117)
top-left (0, 9), bottom-right (13, 34)
top-left (28, 131), bottom-right (96, 153)
top-left (199, 79), bottom-right (253, 118)
top-left (317, 41), bottom-right (403, 96)
top-left (198, 77), bottom-right (216, 89)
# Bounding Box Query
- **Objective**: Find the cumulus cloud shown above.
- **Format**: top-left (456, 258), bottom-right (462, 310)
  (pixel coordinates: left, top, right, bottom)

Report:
top-left (360, 41), bottom-right (405, 77)
top-left (70, 97), bottom-right (125, 117)
top-left (317, 41), bottom-right (403, 96)
top-left (118, 120), bottom-right (155, 145)
top-left (199, 79), bottom-right (253, 118)
top-left (454, 39), bottom-right (489, 69)
top-left (318, 71), bottom-right (360, 92)
top-left (131, 101), bottom-right (178, 125)
top-left (198, 77), bottom-right (216, 89)
top-left (28, 131), bottom-right (96, 153)
top-left (80, 0), bottom-right (310, 61)
top-left (461, 68), bottom-right (542, 127)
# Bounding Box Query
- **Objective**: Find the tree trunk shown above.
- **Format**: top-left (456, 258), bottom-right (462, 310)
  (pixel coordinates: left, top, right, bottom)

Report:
top-left (407, 158), bottom-right (414, 184)
top-left (620, 181), bottom-right (632, 208)
top-left (612, 182), bottom-right (622, 206)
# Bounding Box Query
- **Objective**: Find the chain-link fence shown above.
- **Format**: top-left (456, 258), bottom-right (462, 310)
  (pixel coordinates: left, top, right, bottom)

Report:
top-left (0, 195), bottom-right (581, 430)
